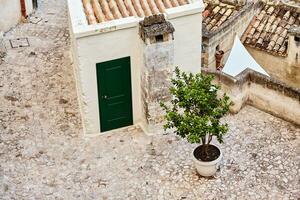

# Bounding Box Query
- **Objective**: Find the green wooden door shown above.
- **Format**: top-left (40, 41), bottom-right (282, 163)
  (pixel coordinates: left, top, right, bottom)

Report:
top-left (96, 57), bottom-right (133, 132)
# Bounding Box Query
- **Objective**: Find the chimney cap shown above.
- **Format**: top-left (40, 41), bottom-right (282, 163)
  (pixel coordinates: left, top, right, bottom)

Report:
top-left (139, 14), bottom-right (175, 39)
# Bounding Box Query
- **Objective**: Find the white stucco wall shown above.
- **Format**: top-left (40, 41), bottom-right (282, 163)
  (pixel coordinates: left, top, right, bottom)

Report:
top-left (68, 0), bottom-right (204, 134)
top-left (0, 0), bottom-right (35, 32)
top-left (75, 24), bottom-right (143, 134)
top-left (167, 3), bottom-right (203, 73)
top-left (68, 5), bottom-right (87, 134)
top-left (0, 0), bottom-right (21, 32)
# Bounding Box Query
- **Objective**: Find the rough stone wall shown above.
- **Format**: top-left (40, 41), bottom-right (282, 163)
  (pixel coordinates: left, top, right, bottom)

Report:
top-left (202, 68), bottom-right (300, 125)
top-left (247, 47), bottom-right (300, 88)
top-left (202, 3), bottom-right (261, 69)
top-left (141, 41), bottom-right (174, 132)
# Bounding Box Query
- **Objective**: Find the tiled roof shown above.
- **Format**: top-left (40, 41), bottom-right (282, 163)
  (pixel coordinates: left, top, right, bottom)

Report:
top-left (202, 1), bottom-right (240, 33)
top-left (242, 4), bottom-right (300, 56)
top-left (82, 0), bottom-right (191, 25)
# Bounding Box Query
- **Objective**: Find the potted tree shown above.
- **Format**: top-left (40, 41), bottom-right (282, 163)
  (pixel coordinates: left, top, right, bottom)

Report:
top-left (160, 67), bottom-right (231, 177)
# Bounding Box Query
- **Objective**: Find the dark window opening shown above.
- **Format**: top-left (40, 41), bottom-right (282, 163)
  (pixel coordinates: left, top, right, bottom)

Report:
top-left (155, 35), bottom-right (164, 43)
top-left (295, 36), bottom-right (300, 42)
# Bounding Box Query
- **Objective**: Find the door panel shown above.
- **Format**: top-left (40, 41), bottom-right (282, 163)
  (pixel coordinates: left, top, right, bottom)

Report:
top-left (96, 57), bottom-right (133, 132)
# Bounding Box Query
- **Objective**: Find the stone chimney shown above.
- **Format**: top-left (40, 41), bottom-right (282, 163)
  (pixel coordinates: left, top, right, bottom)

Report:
top-left (139, 14), bottom-right (175, 132)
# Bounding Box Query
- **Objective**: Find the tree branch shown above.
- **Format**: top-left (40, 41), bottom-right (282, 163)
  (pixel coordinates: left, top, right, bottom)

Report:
top-left (208, 134), bottom-right (212, 145)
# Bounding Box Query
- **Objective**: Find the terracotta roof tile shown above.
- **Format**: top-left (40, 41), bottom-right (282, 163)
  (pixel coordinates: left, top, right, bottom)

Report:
top-left (203, 1), bottom-right (241, 33)
top-left (82, 0), bottom-right (190, 24)
top-left (243, 3), bottom-right (300, 56)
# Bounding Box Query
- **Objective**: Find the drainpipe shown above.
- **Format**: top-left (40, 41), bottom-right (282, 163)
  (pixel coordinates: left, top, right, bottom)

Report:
top-left (20, 0), bottom-right (27, 18)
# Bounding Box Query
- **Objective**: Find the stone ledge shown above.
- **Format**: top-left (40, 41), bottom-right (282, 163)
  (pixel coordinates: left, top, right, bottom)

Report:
top-left (202, 68), bottom-right (300, 99)
top-left (202, 68), bottom-right (300, 125)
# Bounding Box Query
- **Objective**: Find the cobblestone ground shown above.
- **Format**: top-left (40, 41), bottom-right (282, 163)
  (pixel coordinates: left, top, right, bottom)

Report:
top-left (0, 0), bottom-right (300, 200)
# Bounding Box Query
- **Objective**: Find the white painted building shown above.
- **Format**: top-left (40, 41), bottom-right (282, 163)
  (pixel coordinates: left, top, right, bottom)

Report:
top-left (68, 0), bottom-right (204, 135)
top-left (0, 0), bottom-right (37, 32)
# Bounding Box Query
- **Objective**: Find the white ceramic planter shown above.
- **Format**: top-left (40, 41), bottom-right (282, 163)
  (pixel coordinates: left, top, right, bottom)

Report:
top-left (193, 145), bottom-right (222, 177)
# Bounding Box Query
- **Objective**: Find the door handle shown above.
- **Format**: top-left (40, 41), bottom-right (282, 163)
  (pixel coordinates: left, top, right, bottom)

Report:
top-left (103, 95), bottom-right (108, 99)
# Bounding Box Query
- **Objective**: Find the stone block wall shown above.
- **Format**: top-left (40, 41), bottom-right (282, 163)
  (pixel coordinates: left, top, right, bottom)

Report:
top-left (202, 2), bottom-right (261, 69)
top-left (246, 47), bottom-right (300, 88)
top-left (141, 41), bottom-right (174, 131)
top-left (202, 68), bottom-right (300, 125)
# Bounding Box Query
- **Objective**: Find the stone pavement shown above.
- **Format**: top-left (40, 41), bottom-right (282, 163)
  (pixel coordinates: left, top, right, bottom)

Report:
top-left (0, 0), bottom-right (299, 199)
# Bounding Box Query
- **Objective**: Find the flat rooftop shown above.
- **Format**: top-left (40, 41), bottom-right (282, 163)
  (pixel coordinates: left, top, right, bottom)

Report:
top-left (1, 0), bottom-right (298, 199)
top-left (2, 97), bottom-right (299, 199)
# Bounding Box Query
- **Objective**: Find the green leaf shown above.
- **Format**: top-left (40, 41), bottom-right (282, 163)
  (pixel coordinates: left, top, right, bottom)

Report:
top-left (160, 67), bottom-right (231, 144)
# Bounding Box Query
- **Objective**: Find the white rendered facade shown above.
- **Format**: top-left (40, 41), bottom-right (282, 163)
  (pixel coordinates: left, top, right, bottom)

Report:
top-left (68, 0), bottom-right (204, 135)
